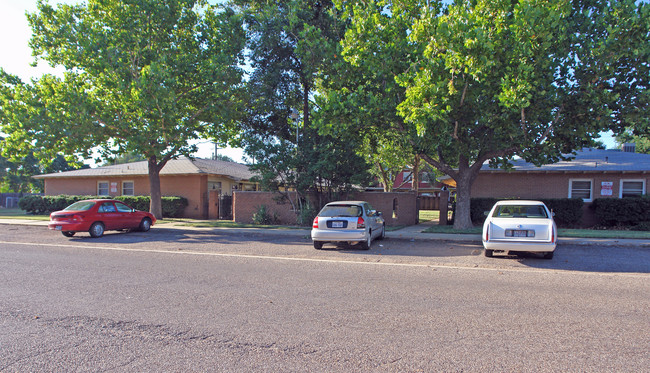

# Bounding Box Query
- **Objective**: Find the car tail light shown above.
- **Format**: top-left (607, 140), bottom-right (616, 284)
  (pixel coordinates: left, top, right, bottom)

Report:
top-left (312, 217), bottom-right (319, 228)
top-left (357, 217), bottom-right (365, 229)
top-left (485, 223), bottom-right (489, 242)
top-left (551, 225), bottom-right (555, 243)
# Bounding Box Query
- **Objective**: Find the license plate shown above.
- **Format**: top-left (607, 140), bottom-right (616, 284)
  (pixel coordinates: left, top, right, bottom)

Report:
top-left (55, 225), bottom-right (62, 231)
top-left (332, 221), bottom-right (344, 228)
top-left (508, 229), bottom-right (534, 237)
top-left (513, 230), bottom-right (527, 237)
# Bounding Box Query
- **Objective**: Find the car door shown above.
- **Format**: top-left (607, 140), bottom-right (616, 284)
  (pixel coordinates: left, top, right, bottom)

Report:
top-left (98, 201), bottom-right (121, 230)
top-left (363, 203), bottom-right (382, 237)
top-left (115, 201), bottom-right (140, 228)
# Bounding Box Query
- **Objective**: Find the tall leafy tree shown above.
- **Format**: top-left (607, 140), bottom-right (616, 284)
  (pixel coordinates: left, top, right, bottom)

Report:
top-left (317, 0), bottom-right (420, 192)
top-left (233, 0), bottom-right (370, 208)
top-left (335, 0), bottom-right (650, 229)
top-left (0, 0), bottom-right (246, 218)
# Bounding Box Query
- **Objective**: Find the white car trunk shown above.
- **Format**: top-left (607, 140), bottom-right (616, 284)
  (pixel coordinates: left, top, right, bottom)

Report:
top-left (317, 217), bottom-right (360, 231)
top-left (489, 218), bottom-right (553, 242)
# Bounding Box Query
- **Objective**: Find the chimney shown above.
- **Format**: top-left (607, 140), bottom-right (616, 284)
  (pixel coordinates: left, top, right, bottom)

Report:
top-left (622, 143), bottom-right (636, 153)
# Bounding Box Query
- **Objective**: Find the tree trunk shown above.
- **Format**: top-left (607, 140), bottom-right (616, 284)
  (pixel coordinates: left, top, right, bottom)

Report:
top-left (148, 156), bottom-right (164, 220)
top-left (452, 156), bottom-right (483, 230)
top-left (453, 172), bottom-right (473, 229)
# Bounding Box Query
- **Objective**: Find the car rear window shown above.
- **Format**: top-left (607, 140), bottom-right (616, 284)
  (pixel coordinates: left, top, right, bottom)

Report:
top-left (319, 205), bottom-right (362, 217)
top-left (63, 201), bottom-right (96, 211)
top-left (493, 205), bottom-right (548, 218)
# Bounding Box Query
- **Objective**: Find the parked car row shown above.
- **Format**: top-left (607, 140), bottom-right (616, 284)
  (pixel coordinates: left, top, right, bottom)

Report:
top-left (49, 198), bottom-right (556, 260)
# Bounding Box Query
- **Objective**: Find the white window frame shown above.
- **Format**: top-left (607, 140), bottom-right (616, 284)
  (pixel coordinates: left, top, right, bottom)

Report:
top-left (619, 179), bottom-right (646, 198)
top-left (122, 181), bottom-right (135, 196)
top-left (97, 181), bottom-right (109, 196)
top-left (569, 179), bottom-right (593, 202)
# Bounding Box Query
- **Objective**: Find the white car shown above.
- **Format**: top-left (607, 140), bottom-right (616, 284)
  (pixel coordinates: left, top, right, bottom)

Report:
top-left (311, 201), bottom-right (385, 250)
top-left (482, 200), bottom-right (557, 259)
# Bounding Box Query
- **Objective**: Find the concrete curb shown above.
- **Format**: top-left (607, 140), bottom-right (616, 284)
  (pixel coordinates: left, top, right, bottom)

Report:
top-left (0, 218), bottom-right (648, 247)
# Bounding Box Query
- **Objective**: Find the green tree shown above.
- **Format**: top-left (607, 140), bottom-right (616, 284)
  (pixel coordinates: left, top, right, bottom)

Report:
top-left (336, 0), bottom-right (650, 229)
top-left (101, 152), bottom-right (147, 166)
top-left (616, 129), bottom-right (650, 154)
top-left (233, 0), bottom-right (343, 140)
top-left (234, 1), bottom-right (370, 208)
top-left (0, 0), bottom-right (246, 219)
top-left (315, 0), bottom-right (419, 192)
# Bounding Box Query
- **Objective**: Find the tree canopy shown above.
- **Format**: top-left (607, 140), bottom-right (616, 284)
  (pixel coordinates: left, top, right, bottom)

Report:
top-left (0, 0), bottom-right (246, 218)
top-left (334, 0), bottom-right (650, 228)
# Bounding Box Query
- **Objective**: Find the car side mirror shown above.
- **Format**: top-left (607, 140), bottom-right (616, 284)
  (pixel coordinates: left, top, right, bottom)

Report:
top-left (484, 211), bottom-right (489, 216)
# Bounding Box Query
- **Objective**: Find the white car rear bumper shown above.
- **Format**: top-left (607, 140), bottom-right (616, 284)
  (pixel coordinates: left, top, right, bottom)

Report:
top-left (483, 240), bottom-right (556, 252)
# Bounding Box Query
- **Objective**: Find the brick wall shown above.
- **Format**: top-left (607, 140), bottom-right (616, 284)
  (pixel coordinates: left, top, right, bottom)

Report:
top-left (233, 191), bottom-right (418, 226)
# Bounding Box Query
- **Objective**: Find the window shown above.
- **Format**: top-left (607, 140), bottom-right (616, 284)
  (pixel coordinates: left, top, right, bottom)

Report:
top-left (569, 179), bottom-right (592, 202)
top-left (115, 202), bottom-right (133, 212)
top-left (122, 181), bottom-right (134, 196)
top-left (98, 202), bottom-right (116, 213)
top-left (620, 180), bottom-right (646, 198)
top-left (402, 171), bottom-right (413, 183)
top-left (98, 181), bottom-right (109, 196)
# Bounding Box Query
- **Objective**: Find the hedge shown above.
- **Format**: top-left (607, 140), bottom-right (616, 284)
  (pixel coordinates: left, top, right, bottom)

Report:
top-left (18, 195), bottom-right (188, 218)
top-left (470, 197), bottom-right (583, 228)
top-left (591, 197), bottom-right (650, 228)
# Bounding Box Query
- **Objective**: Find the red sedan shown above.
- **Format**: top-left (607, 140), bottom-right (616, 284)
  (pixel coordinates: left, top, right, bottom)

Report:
top-left (49, 199), bottom-right (156, 238)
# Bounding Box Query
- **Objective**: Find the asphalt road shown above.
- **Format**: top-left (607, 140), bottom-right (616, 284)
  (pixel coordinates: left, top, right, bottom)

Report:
top-left (1, 225), bottom-right (649, 372)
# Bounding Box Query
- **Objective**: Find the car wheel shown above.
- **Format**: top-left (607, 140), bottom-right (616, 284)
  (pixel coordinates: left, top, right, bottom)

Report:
top-left (313, 241), bottom-right (324, 250)
top-left (62, 231), bottom-right (75, 237)
top-left (543, 251), bottom-right (554, 259)
top-left (484, 249), bottom-right (494, 257)
top-left (360, 234), bottom-right (372, 250)
top-left (89, 222), bottom-right (105, 238)
top-left (139, 218), bottom-right (152, 232)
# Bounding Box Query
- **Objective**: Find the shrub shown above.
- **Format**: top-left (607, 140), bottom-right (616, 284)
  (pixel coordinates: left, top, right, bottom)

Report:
top-left (18, 195), bottom-right (48, 215)
top-left (297, 202), bottom-right (317, 227)
top-left (631, 221), bottom-right (650, 231)
top-left (591, 197), bottom-right (650, 227)
top-left (18, 195), bottom-right (188, 218)
top-left (161, 197), bottom-right (189, 218)
top-left (539, 198), bottom-right (583, 228)
top-left (252, 204), bottom-right (278, 225)
top-left (470, 198), bottom-right (498, 225)
top-left (469, 197), bottom-right (583, 228)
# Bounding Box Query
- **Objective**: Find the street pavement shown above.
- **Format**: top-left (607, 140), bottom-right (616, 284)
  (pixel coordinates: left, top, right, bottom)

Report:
top-left (1, 218), bottom-right (648, 248)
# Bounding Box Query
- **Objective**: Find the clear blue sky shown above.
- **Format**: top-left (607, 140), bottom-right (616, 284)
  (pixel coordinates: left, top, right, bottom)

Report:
top-left (0, 0), bottom-right (617, 156)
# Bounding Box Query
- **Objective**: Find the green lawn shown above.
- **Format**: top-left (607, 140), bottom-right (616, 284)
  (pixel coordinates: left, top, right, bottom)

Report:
top-left (0, 209), bottom-right (50, 220)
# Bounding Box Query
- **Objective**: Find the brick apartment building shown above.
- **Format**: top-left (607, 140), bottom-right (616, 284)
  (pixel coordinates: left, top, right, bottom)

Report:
top-left (441, 147), bottom-right (650, 226)
top-left (33, 157), bottom-right (258, 219)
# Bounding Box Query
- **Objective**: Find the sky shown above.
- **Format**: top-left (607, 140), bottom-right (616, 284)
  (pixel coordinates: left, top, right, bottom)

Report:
top-left (0, 0), bottom-right (618, 165)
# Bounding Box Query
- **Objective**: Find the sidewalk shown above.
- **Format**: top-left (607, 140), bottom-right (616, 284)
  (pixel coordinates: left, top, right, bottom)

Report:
top-left (0, 218), bottom-right (648, 247)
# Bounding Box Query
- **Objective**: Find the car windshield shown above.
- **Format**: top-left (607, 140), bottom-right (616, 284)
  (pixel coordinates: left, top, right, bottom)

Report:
top-left (493, 205), bottom-right (548, 218)
top-left (63, 201), bottom-right (96, 211)
top-left (319, 205), bottom-right (362, 217)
